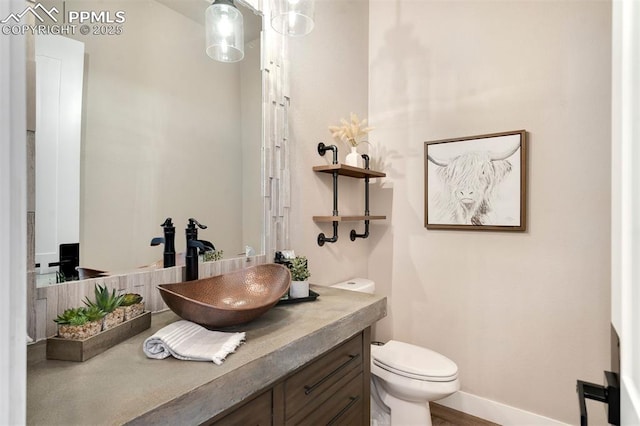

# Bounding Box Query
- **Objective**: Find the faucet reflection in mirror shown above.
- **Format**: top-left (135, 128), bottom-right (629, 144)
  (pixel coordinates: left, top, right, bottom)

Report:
top-left (271, 0), bottom-right (315, 36)
top-left (206, 0), bottom-right (245, 62)
top-left (150, 218), bottom-right (176, 268)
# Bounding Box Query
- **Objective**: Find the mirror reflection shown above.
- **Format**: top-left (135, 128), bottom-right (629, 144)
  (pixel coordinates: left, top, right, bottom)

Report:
top-left (34, 0), bottom-right (264, 286)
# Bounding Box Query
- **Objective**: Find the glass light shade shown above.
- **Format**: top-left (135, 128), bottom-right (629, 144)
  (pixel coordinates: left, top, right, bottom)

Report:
top-left (206, 1), bottom-right (244, 63)
top-left (271, 0), bottom-right (315, 37)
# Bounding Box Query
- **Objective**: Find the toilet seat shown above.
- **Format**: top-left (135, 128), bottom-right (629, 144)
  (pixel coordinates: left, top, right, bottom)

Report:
top-left (372, 340), bottom-right (458, 382)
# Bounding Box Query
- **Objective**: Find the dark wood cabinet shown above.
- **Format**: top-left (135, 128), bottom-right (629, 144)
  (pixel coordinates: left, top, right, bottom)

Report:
top-left (209, 329), bottom-right (371, 426)
top-left (285, 333), bottom-right (364, 424)
top-left (288, 372), bottom-right (364, 425)
top-left (206, 390), bottom-right (273, 426)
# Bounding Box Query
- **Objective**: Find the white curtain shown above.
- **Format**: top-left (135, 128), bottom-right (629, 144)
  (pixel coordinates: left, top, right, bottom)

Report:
top-left (0, 0), bottom-right (27, 424)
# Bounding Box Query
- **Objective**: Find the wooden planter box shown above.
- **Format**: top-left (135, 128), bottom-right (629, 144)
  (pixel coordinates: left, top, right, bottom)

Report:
top-left (46, 311), bottom-right (151, 362)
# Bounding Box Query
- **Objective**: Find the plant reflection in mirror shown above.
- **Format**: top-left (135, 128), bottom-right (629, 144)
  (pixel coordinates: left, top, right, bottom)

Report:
top-left (203, 249), bottom-right (224, 262)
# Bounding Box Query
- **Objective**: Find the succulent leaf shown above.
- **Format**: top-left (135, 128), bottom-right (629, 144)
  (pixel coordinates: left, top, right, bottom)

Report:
top-left (121, 293), bottom-right (143, 306)
top-left (54, 307), bottom-right (101, 326)
top-left (54, 307), bottom-right (84, 325)
top-left (84, 284), bottom-right (125, 313)
top-left (68, 315), bottom-right (88, 326)
top-left (83, 306), bottom-right (107, 321)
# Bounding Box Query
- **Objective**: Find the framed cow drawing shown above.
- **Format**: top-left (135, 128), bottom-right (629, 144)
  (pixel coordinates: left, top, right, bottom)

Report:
top-left (424, 130), bottom-right (527, 231)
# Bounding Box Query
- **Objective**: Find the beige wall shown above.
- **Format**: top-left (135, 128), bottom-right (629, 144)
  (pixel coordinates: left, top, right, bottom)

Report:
top-left (288, 0), bottom-right (372, 283)
top-left (367, 0), bottom-right (611, 423)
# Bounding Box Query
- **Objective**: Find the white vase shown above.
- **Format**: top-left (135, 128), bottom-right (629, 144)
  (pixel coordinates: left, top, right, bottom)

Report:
top-left (290, 280), bottom-right (309, 299)
top-left (345, 147), bottom-right (359, 167)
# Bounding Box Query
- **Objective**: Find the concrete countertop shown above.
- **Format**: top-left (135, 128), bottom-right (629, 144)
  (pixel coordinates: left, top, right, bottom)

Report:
top-left (27, 285), bottom-right (387, 425)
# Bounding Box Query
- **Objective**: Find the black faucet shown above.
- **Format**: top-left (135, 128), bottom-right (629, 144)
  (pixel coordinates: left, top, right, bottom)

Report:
top-left (150, 218), bottom-right (176, 268)
top-left (185, 218), bottom-right (213, 281)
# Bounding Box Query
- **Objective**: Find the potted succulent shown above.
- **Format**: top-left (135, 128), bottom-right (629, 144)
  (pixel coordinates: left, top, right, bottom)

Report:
top-left (54, 306), bottom-right (105, 340)
top-left (289, 256), bottom-right (311, 299)
top-left (84, 284), bottom-right (125, 330)
top-left (119, 293), bottom-right (145, 321)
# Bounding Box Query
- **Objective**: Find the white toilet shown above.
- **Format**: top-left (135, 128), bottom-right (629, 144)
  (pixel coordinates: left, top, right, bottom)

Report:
top-left (331, 279), bottom-right (460, 426)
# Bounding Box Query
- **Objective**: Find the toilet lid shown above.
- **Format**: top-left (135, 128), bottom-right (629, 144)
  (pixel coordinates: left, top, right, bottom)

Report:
top-left (372, 340), bottom-right (458, 382)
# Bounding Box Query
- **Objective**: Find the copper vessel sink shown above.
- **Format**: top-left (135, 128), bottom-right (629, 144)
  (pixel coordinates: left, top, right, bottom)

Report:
top-left (76, 267), bottom-right (109, 280)
top-left (157, 263), bottom-right (291, 328)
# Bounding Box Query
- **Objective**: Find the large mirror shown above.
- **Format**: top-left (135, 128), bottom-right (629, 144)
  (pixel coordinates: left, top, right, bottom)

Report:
top-left (34, 0), bottom-right (264, 285)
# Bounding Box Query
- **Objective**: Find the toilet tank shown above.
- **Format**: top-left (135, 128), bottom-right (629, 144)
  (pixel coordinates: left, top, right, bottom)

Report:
top-left (331, 278), bottom-right (375, 294)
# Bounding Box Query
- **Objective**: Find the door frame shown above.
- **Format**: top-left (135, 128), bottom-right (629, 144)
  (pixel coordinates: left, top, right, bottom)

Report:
top-left (611, 0), bottom-right (640, 423)
top-left (0, 0), bottom-right (27, 423)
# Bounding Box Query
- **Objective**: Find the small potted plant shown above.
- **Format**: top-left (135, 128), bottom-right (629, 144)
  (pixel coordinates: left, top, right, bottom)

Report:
top-left (119, 293), bottom-right (145, 321)
top-left (84, 284), bottom-right (125, 330)
top-left (54, 306), bottom-right (105, 340)
top-left (289, 256), bottom-right (311, 299)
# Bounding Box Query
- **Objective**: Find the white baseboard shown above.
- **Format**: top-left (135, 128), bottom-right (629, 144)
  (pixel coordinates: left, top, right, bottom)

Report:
top-left (436, 391), bottom-right (569, 426)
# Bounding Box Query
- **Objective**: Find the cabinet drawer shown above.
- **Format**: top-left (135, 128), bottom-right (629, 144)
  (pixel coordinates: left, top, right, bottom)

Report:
top-left (208, 390), bottom-right (272, 426)
top-left (285, 333), bottom-right (363, 420)
top-left (288, 372), bottom-right (364, 426)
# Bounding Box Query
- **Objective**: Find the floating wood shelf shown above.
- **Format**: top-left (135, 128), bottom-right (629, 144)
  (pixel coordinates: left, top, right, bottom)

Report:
top-left (312, 164), bottom-right (386, 179)
top-left (313, 143), bottom-right (386, 246)
top-left (313, 215), bottom-right (386, 223)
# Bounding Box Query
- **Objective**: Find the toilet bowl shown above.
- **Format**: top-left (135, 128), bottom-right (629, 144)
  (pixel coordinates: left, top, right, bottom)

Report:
top-left (371, 340), bottom-right (459, 425)
top-left (331, 279), bottom-right (460, 425)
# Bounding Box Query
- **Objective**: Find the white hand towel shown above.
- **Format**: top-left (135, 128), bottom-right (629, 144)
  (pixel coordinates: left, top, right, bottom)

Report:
top-left (143, 320), bottom-right (245, 364)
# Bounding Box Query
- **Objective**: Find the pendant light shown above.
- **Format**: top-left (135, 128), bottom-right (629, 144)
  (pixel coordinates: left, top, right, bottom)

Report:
top-left (271, 0), bottom-right (315, 37)
top-left (206, 0), bottom-right (244, 63)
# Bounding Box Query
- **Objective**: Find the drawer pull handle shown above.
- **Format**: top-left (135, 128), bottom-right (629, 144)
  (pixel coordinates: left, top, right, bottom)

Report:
top-left (327, 395), bottom-right (361, 425)
top-left (304, 353), bottom-right (360, 395)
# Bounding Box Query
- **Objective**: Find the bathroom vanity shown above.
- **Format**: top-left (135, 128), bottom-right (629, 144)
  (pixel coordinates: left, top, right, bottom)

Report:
top-left (27, 285), bottom-right (386, 425)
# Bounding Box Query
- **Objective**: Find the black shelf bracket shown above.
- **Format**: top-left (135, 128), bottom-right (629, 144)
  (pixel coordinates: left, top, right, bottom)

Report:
top-left (317, 142), bottom-right (338, 165)
top-left (351, 154), bottom-right (371, 241)
top-left (318, 221), bottom-right (339, 246)
top-left (317, 143), bottom-right (339, 246)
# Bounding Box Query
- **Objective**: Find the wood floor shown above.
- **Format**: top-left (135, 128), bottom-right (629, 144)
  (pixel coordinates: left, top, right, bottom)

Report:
top-left (430, 403), bottom-right (500, 426)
